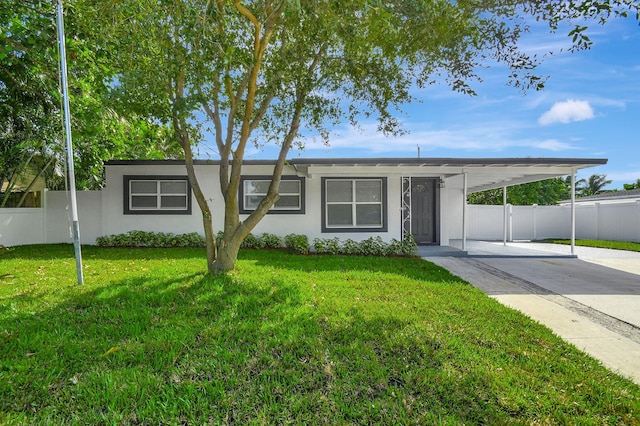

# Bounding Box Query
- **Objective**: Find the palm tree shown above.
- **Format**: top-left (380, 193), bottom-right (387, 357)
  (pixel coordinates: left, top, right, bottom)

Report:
top-left (576, 174), bottom-right (612, 197)
top-left (623, 179), bottom-right (640, 191)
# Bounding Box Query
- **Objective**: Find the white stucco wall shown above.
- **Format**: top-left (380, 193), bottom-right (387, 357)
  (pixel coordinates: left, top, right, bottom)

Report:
top-left (101, 164), bottom-right (455, 244)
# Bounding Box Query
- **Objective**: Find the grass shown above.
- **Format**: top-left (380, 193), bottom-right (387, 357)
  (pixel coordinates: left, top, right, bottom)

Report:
top-left (541, 239), bottom-right (640, 252)
top-left (1, 245), bottom-right (639, 424)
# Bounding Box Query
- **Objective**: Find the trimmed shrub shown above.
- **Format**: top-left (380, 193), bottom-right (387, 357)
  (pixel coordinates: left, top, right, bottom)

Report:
top-left (284, 234), bottom-right (310, 255)
top-left (260, 233), bottom-right (282, 249)
top-left (241, 233), bottom-right (263, 249)
top-left (358, 236), bottom-right (386, 256)
top-left (313, 237), bottom-right (341, 255)
top-left (400, 233), bottom-right (418, 256)
top-left (96, 231), bottom-right (206, 248)
top-left (341, 239), bottom-right (361, 256)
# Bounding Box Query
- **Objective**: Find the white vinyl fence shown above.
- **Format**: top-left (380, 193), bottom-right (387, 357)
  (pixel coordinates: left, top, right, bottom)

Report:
top-left (467, 202), bottom-right (640, 243)
top-left (0, 190), bottom-right (102, 247)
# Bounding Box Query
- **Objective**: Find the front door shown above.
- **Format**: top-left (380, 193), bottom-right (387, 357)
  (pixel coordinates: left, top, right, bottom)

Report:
top-left (410, 178), bottom-right (437, 244)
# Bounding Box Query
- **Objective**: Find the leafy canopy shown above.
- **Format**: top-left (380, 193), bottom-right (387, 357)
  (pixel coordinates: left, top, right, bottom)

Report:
top-left (72, 0), bottom-right (639, 271)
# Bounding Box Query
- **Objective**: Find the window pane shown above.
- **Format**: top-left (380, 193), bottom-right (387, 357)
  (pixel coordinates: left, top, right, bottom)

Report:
top-left (161, 181), bottom-right (187, 194)
top-left (245, 195), bottom-right (264, 209)
top-left (327, 204), bottom-right (353, 226)
top-left (131, 181), bottom-right (157, 194)
top-left (356, 180), bottom-right (382, 202)
top-left (356, 204), bottom-right (382, 226)
top-left (279, 180), bottom-right (300, 194)
top-left (131, 195), bottom-right (158, 208)
top-left (244, 180), bottom-right (270, 194)
top-left (275, 195), bottom-right (299, 208)
top-left (161, 195), bottom-right (187, 209)
top-left (326, 180), bottom-right (352, 202)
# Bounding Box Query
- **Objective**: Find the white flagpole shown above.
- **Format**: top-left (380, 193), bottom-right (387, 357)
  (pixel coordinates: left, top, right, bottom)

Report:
top-left (56, 0), bottom-right (84, 284)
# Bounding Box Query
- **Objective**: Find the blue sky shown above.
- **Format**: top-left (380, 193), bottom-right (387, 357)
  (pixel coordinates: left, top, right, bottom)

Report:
top-left (234, 16), bottom-right (640, 190)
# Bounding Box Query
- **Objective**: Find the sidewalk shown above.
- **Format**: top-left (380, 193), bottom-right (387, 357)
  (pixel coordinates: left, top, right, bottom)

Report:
top-left (424, 241), bottom-right (640, 385)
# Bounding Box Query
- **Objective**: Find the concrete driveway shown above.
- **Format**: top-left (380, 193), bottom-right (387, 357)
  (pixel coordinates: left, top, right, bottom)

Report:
top-left (423, 241), bottom-right (640, 385)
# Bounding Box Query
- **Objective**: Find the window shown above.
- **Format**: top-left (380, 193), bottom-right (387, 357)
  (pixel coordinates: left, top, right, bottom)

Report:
top-left (124, 175), bottom-right (191, 215)
top-left (322, 177), bottom-right (387, 232)
top-left (239, 176), bottom-right (305, 214)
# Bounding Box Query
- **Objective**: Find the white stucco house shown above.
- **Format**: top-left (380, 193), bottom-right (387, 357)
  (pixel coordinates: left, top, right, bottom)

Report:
top-left (101, 157), bottom-right (607, 248)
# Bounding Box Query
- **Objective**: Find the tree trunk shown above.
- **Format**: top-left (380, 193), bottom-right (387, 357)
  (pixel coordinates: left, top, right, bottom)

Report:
top-left (212, 232), bottom-right (243, 272)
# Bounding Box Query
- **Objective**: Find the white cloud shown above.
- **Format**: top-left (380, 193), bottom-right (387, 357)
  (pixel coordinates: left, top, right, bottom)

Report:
top-left (298, 121), bottom-right (581, 156)
top-left (538, 99), bottom-right (595, 125)
top-left (535, 139), bottom-right (580, 151)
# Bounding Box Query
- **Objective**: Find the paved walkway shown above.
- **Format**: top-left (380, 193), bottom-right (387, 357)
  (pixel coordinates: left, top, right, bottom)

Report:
top-left (423, 241), bottom-right (640, 385)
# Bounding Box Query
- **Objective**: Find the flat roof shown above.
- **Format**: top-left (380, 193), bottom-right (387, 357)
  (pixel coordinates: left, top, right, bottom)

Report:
top-left (106, 157), bottom-right (607, 167)
top-left (105, 157), bottom-right (607, 192)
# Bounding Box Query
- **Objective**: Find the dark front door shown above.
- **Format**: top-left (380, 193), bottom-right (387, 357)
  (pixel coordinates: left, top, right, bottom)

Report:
top-left (411, 178), bottom-right (437, 244)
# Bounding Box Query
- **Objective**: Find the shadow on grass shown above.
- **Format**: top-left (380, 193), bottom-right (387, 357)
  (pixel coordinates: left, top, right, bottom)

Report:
top-left (2, 265), bottom-right (530, 424)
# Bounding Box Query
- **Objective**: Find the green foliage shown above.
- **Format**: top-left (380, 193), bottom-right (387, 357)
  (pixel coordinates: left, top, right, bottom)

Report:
top-left (576, 174), bottom-right (612, 197)
top-left (259, 233), bottom-right (282, 249)
top-left (1, 246), bottom-right (639, 424)
top-left (357, 236), bottom-right (387, 257)
top-left (71, 0), bottom-right (639, 271)
top-left (341, 239), bottom-right (361, 256)
top-left (95, 231), bottom-right (205, 248)
top-left (284, 233), bottom-right (310, 255)
top-left (468, 178), bottom-right (570, 205)
top-left (623, 179), bottom-right (640, 190)
top-left (240, 233), bottom-right (263, 249)
top-left (313, 234), bottom-right (418, 257)
top-left (0, 1), bottom-right (182, 193)
top-left (313, 237), bottom-right (342, 255)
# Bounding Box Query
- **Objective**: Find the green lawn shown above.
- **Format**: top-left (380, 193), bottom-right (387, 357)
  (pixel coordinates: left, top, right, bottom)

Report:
top-left (1, 245), bottom-right (638, 424)
top-left (541, 239), bottom-right (640, 252)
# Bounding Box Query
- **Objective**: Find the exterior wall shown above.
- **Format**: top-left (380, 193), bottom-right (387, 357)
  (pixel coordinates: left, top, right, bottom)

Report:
top-left (102, 164), bottom-right (436, 244)
top-left (441, 174), bottom-right (465, 244)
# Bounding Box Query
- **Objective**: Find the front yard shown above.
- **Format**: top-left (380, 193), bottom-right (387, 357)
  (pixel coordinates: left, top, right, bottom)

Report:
top-left (1, 245), bottom-right (638, 424)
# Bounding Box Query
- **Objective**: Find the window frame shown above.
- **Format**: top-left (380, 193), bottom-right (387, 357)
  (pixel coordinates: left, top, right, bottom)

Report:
top-left (321, 177), bottom-right (387, 233)
top-left (239, 175), bottom-right (306, 215)
top-left (123, 175), bottom-right (192, 215)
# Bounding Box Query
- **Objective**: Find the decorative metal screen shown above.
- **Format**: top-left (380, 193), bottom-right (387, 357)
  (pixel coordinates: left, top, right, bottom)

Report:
top-left (401, 176), bottom-right (412, 237)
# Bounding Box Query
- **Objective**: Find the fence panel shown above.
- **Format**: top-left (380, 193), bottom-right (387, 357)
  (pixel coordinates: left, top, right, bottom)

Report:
top-left (0, 208), bottom-right (45, 246)
top-left (468, 202), bottom-right (639, 242)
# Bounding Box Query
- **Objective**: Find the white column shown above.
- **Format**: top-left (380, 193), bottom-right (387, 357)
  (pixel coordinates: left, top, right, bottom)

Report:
top-left (571, 171), bottom-right (576, 256)
top-left (462, 172), bottom-right (468, 252)
top-left (532, 204), bottom-right (538, 241)
top-left (503, 186), bottom-right (507, 245)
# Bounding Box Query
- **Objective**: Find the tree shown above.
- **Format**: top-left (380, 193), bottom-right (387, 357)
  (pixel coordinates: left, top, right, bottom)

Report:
top-left (74, 0), bottom-right (640, 272)
top-left (468, 178), bottom-right (570, 205)
top-left (576, 173), bottom-right (612, 197)
top-left (1, 0), bottom-right (182, 202)
top-left (623, 179), bottom-right (640, 190)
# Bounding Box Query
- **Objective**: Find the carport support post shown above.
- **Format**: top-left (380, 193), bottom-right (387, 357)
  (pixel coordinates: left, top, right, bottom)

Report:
top-left (503, 186), bottom-right (507, 246)
top-left (571, 171), bottom-right (576, 256)
top-left (462, 172), bottom-right (468, 252)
